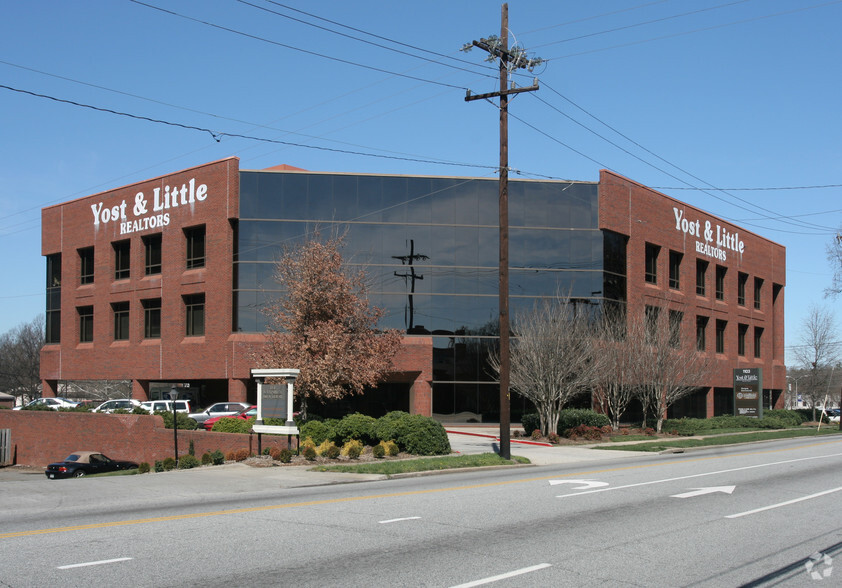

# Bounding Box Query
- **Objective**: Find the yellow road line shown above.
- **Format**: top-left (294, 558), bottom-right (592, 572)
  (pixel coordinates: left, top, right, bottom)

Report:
top-left (4, 437), bottom-right (841, 540)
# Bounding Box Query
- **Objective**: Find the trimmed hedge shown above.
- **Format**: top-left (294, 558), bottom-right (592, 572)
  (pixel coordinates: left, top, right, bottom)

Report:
top-left (521, 410), bottom-right (610, 435)
top-left (333, 413), bottom-right (377, 445)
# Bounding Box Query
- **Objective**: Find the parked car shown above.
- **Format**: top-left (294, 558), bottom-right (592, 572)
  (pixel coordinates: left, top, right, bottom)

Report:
top-left (44, 451), bottom-right (138, 479)
top-left (188, 402), bottom-right (251, 427)
top-left (13, 397), bottom-right (79, 410)
top-left (92, 399), bottom-right (142, 413)
top-left (140, 400), bottom-right (192, 414)
top-left (203, 405), bottom-right (257, 431)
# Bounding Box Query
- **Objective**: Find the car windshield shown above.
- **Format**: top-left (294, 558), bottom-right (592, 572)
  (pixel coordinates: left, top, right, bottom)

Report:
top-left (64, 454), bottom-right (81, 462)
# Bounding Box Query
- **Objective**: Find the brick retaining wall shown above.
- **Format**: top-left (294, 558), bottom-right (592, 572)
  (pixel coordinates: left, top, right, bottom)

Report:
top-left (0, 410), bottom-right (292, 467)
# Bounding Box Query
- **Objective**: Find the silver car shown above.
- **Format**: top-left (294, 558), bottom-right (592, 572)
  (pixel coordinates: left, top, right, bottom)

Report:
top-left (187, 402), bottom-right (251, 426)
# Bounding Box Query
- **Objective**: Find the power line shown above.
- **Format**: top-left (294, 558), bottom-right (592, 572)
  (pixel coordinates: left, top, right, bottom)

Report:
top-left (238, 0), bottom-right (497, 80)
top-left (128, 0), bottom-right (467, 90)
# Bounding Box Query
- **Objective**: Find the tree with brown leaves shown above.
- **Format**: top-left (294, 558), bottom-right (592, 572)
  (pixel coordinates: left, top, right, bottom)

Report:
top-left (260, 232), bottom-right (402, 417)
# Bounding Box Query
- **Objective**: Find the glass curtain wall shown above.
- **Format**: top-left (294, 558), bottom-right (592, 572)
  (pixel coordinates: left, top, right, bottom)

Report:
top-left (235, 171), bottom-right (604, 419)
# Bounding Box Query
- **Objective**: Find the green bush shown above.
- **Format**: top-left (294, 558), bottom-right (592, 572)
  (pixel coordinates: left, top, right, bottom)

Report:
top-left (201, 452), bottom-right (212, 465)
top-left (302, 445), bottom-right (317, 461)
top-left (210, 449), bottom-right (225, 465)
top-left (211, 417), bottom-right (252, 433)
top-left (154, 460), bottom-right (164, 473)
top-left (334, 413), bottom-right (378, 445)
top-left (277, 449), bottom-right (293, 463)
top-left (160, 412), bottom-right (199, 430)
top-left (162, 457), bottom-right (176, 471)
top-left (521, 414), bottom-right (540, 435)
top-left (178, 454), bottom-right (201, 469)
top-left (557, 409), bottom-right (610, 434)
top-left (765, 409), bottom-right (807, 427)
top-left (374, 411), bottom-right (412, 443)
top-left (663, 418), bottom-right (706, 436)
top-left (299, 420), bottom-right (334, 445)
top-left (372, 443), bottom-right (386, 458)
top-left (377, 440), bottom-right (399, 457)
top-left (395, 414), bottom-right (451, 456)
top-left (138, 462), bottom-right (151, 474)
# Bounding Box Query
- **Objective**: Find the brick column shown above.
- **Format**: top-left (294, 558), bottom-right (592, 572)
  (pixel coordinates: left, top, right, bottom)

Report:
top-left (409, 377), bottom-right (432, 417)
top-left (228, 378), bottom-right (248, 403)
top-left (132, 380), bottom-right (150, 401)
top-left (41, 379), bottom-right (58, 398)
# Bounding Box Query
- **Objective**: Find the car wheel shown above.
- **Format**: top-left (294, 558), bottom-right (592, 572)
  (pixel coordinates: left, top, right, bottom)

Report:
top-left (73, 470), bottom-right (86, 477)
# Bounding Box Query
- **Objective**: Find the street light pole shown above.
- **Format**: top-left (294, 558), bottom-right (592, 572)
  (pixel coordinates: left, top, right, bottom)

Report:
top-left (170, 386), bottom-right (179, 467)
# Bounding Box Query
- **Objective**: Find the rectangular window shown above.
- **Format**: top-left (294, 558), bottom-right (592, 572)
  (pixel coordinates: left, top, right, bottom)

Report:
top-left (46, 254), bottom-right (62, 344)
top-left (738, 323), bottom-right (748, 356)
top-left (79, 247), bottom-right (94, 285)
top-left (645, 305), bottom-right (660, 342)
top-left (185, 225), bottom-right (206, 269)
top-left (144, 234), bottom-right (162, 275)
top-left (696, 260), bottom-right (708, 296)
top-left (669, 250), bottom-right (682, 290)
top-left (754, 277), bottom-right (763, 310)
top-left (184, 293), bottom-right (205, 336)
top-left (737, 272), bottom-right (748, 306)
top-left (715, 265), bottom-right (727, 301)
top-left (696, 315), bottom-right (708, 351)
top-left (112, 301), bottom-right (129, 341)
top-left (754, 326), bottom-right (763, 358)
top-left (645, 243), bottom-right (660, 284)
top-left (114, 240), bottom-right (130, 281)
top-left (669, 310), bottom-right (683, 348)
top-left (143, 298), bottom-right (161, 339)
top-left (716, 319), bottom-right (727, 354)
top-left (78, 306), bottom-right (93, 343)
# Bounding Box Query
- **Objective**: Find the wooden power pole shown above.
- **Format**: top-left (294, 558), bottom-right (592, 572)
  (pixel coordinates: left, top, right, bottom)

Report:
top-left (464, 3), bottom-right (540, 459)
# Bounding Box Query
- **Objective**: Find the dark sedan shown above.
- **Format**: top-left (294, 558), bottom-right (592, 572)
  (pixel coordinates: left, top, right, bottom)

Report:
top-left (45, 451), bottom-right (139, 479)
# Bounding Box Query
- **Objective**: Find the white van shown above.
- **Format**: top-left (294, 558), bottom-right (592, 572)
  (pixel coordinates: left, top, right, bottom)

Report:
top-left (140, 400), bottom-right (192, 414)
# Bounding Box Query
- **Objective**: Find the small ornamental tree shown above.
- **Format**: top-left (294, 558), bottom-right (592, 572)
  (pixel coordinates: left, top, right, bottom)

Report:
top-left (260, 231), bottom-right (402, 417)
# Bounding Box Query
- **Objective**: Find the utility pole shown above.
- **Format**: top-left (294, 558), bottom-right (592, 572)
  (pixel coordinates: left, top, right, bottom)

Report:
top-left (393, 240), bottom-right (429, 332)
top-left (464, 3), bottom-right (540, 459)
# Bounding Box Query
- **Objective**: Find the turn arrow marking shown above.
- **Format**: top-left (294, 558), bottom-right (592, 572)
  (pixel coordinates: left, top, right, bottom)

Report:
top-left (671, 486), bottom-right (736, 499)
top-left (549, 480), bottom-right (609, 490)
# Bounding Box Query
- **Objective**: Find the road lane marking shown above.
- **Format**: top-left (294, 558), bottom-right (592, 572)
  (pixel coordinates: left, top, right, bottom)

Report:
top-left (57, 558), bottom-right (132, 569)
top-left (549, 479), bottom-right (608, 490)
top-left (725, 486), bottom-right (842, 519)
top-left (450, 563), bottom-right (552, 587)
top-left (379, 517), bottom-right (421, 524)
top-left (556, 451), bottom-right (842, 498)
top-left (4, 439), bottom-right (841, 540)
top-left (671, 486), bottom-right (736, 498)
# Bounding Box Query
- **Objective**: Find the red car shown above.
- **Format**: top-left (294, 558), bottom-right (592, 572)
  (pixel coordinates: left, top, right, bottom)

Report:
top-left (203, 405), bottom-right (256, 431)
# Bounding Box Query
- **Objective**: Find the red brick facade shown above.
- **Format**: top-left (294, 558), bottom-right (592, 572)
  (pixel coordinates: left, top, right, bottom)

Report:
top-left (40, 157), bottom-right (434, 412)
top-left (599, 170), bottom-right (786, 410)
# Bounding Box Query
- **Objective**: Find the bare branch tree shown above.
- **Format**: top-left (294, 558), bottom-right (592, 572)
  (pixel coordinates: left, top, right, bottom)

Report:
top-left (633, 305), bottom-right (713, 433)
top-left (826, 231), bottom-right (842, 297)
top-left (260, 230), bottom-right (402, 417)
top-left (792, 304), bottom-right (841, 418)
top-left (593, 311), bottom-right (644, 432)
top-left (489, 296), bottom-right (597, 436)
top-left (0, 315), bottom-right (44, 404)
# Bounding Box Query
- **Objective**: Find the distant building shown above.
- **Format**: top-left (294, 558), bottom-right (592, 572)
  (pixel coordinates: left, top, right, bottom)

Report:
top-left (41, 157), bottom-right (785, 420)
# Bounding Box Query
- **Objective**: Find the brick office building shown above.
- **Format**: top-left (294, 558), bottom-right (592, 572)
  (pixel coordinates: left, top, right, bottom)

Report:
top-left (40, 157), bottom-right (785, 420)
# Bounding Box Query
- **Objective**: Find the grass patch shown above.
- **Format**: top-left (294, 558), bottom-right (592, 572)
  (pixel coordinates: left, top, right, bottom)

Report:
top-left (313, 453), bottom-right (529, 475)
top-left (599, 428), bottom-right (842, 452)
top-left (608, 435), bottom-right (652, 442)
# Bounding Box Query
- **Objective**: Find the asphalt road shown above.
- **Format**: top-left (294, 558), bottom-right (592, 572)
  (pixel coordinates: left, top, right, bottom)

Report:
top-left (2, 436), bottom-right (841, 587)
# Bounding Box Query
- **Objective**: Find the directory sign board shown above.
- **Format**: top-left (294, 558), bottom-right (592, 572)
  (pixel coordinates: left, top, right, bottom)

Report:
top-left (734, 368), bottom-right (763, 418)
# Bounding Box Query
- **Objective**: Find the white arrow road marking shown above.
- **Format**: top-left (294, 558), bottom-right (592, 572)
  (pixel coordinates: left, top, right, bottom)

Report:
top-left (549, 479), bottom-right (609, 491)
top-left (58, 558), bottom-right (133, 569)
top-left (671, 486), bottom-right (736, 498)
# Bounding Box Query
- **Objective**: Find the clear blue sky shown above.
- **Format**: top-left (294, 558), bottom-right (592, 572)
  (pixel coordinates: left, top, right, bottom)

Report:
top-left (1, 0), bottom-right (840, 366)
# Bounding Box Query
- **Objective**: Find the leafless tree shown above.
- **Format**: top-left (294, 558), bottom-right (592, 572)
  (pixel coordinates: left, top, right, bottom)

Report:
top-left (0, 315), bottom-right (44, 404)
top-left (58, 380), bottom-right (131, 402)
top-left (632, 305), bottom-right (713, 433)
top-left (489, 295), bottom-right (597, 436)
top-left (792, 304), bottom-right (841, 418)
top-left (826, 231), bottom-right (842, 297)
top-left (593, 311), bottom-right (645, 432)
